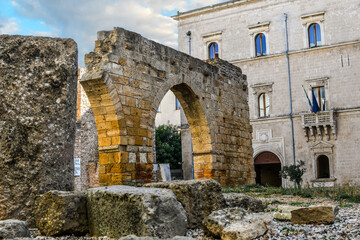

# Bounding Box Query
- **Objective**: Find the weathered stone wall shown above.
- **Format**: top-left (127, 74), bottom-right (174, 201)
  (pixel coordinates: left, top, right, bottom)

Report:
top-left (74, 68), bottom-right (99, 191)
top-left (0, 35), bottom-right (77, 225)
top-left (81, 27), bottom-right (254, 187)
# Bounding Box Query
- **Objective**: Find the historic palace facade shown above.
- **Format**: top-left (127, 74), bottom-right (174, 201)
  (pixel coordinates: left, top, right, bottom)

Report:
top-left (174, 0), bottom-right (360, 187)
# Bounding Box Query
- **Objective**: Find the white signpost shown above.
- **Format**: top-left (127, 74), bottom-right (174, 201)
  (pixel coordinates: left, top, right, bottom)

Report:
top-left (74, 158), bottom-right (81, 176)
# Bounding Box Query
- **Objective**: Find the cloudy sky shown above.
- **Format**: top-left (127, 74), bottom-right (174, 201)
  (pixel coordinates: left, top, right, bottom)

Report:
top-left (0, 0), bottom-right (224, 66)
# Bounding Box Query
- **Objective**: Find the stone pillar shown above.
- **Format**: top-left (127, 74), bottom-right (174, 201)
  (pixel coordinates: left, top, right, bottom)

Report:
top-left (0, 35), bottom-right (78, 225)
top-left (180, 108), bottom-right (193, 180)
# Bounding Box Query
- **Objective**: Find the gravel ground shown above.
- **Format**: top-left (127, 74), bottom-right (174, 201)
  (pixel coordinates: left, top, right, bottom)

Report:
top-left (186, 195), bottom-right (360, 240)
top-left (256, 196), bottom-right (360, 240)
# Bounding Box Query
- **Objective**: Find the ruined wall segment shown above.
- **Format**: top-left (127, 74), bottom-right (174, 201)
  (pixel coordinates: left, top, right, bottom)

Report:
top-left (81, 27), bottom-right (254, 187)
top-left (0, 35), bottom-right (78, 225)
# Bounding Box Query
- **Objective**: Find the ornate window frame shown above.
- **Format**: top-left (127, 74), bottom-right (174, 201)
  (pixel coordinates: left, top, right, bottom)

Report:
top-left (301, 12), bottom-right (325, 48)
top-left (248, 21), bottom-right (270, 57)
top-left (202, 31), bottom-right (222, 60)
top-left (304, 77), bottom-right (330, 110)
top-left (310, 140), bottom-right (336, 187)
top-left (250, 82), bottom-right (273, 119)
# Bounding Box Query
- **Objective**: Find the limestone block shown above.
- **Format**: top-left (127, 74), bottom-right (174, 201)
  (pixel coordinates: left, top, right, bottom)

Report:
top-left (0, 219), bottom-right (31, 239)
top-left (273, 205), bottom-right (303, 221)
top-left (203, 207), bottom-right (272, 240)
top-left (144, 180), bottom-right (227, 228)
top-left (273, 212), bottom-right (292, 221)
top-left (87, 185), bottom-right (187, 238)
top-left (0, 35), bottom-right (77, 225)
top-left (223, 193), bottom-right (265, 212)
top-left (291, 205), bottom-right (339, 224)
top-left (35, 191), bottom-right (88, 236)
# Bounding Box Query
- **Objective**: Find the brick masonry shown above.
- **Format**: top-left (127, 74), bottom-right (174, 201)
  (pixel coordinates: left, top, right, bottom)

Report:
top-left (80, 27), bottom-right (255, 186)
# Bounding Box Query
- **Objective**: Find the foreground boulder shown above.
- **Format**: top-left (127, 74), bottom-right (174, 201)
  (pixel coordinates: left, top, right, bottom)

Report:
top-left (35, 191), bottom-right (88, 236)
top-left (144, 180), bottom-right (226, 228)
top-left (0, 35), bottom-right (77, 226)
top-left (223, 193), bottom-right (265, 212)
top-left (291, 205), bottom-right (339, 224)
top-left (203, 207), bottom-right (272, 240)
top-left (0, 219), bottom-right (31, 239)
top-left (87, 185), bottom-right (187, 238)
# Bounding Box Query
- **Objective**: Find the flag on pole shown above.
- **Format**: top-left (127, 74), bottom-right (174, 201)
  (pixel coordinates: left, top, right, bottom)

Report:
top-left (302, 85), bottom-right (313, 111)
top-left (311, 88), bottom-right (320, 114)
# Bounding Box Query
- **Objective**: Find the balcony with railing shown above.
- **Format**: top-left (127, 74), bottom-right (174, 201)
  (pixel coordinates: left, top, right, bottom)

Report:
top-left (301, 110), bottom-right (336, 141)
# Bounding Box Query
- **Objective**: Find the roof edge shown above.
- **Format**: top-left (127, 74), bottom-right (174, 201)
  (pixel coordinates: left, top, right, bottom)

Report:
top-left (172, 0), bottom-right (254, 20)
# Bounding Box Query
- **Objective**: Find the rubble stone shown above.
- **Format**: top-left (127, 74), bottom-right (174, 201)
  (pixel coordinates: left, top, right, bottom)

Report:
top-left (0, 219), bottom-right (31, 239)
top-left (0, 35), bottom-right (78, 225)
top-left (87, 185), bottom-right (187, 238)
top-left (144, 180), bottom-right (226, 228)
top-left (203, 207), bottom-right (272, 240)
top-left (35, 191), bottom-right (88, 236)
top-left (224, 193), bottom-right (265, 212)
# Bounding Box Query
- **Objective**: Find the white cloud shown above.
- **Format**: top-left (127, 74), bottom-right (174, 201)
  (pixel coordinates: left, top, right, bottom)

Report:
top-left (31, 31), bottom-right (58, 37)
top-left (0, 17), bottom-right (19, 34)
top-left (11, 0), bottom-right (224, 66)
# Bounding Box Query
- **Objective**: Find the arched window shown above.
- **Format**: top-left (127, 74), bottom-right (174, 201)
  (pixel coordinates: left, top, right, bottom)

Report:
top-left (308, 23), bottom-right (321, 48)
top-left (255, 33), bottom-right (266, 56)
top-left (208, 42), bottom-right (219, 59)
top-left (317, 155), bottom-right (330, 178)
top-left (258, 93), bottom-right (270, 117)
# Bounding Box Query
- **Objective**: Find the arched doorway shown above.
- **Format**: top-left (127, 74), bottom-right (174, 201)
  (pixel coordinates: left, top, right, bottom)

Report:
top-left (254, 151), bottom-right (282, 187)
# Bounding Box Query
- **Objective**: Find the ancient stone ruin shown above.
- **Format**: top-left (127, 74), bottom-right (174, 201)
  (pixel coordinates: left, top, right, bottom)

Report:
top-left (81, 27), bottom-right (255, 187)
top-left (0, 35), bottom-right (78, 225)
top-left (0, 27), bottom-right (255, 238)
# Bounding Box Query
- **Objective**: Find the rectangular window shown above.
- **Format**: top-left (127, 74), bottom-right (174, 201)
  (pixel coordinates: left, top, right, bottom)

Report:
top-left (312, 86), bottom-right (325, 111)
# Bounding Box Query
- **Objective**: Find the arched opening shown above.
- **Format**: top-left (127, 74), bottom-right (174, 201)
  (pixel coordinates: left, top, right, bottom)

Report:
top-left (154, 90), bottom-right (193, 180)
top-left (153, 83), bottom-right (212, 181)
top-left (317, 155), bottom-right (330, 179)
top-left (254, 151), bottom-right (282, 187)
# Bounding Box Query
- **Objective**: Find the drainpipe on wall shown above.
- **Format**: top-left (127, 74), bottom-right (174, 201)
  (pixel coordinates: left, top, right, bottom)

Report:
top-left (186, 30), bottom-right (195, 179)
top-left (284, 13), bottom-right (296, 166)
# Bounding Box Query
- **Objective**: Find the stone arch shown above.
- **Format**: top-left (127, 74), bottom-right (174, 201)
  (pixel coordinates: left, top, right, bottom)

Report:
top-left (253, 145), bottom-right (285, 166)
top-left (81, 27), bottom-right (254, 186)
top-left (254, 151), bottom-right (282, 187)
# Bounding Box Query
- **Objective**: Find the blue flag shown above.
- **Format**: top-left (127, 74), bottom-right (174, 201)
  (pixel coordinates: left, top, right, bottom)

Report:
top-left (302, 85), bottom-right (312, 111)
top-left (312, 89), bottom-right (320, 113)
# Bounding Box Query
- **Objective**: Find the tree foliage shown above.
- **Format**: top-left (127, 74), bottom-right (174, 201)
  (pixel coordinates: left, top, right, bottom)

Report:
top-left (279, 160), bottom-right (306, 188)
top-left (155, 124), bottom-right (182, 169)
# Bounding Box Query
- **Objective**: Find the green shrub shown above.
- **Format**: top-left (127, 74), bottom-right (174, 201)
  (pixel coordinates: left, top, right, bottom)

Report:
top-left (155, 124), bottom-right (182, 169)
top-left (279, 160), bottom-right (306, 188)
